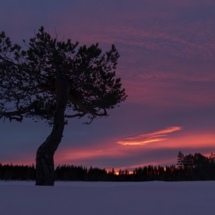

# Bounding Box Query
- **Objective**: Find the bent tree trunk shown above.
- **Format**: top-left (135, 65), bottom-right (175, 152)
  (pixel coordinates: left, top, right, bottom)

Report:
top-left (36, 75), bottom-right (70, 186)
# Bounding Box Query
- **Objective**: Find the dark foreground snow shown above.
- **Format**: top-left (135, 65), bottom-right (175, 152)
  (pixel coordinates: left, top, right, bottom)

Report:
top-left (0, 181), bottom-right (214, 215)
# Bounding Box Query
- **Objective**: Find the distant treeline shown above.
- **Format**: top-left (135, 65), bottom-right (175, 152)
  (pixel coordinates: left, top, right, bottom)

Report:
top-left (1, 152), bottom-right (215, 181)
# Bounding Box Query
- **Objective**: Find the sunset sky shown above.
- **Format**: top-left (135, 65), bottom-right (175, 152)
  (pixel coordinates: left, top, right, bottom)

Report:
top-left (0, 0), bottom-right (215, 171)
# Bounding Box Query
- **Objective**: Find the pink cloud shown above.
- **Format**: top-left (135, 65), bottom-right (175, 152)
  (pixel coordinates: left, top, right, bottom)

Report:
top-left (122, 77), bottom-right (215, 107)
top-left (117, 127), bottom-right (181, 146)
top-left (54, 129), bottom-right (215, 170)
top-left (59, 18), bottom-right (215, 62)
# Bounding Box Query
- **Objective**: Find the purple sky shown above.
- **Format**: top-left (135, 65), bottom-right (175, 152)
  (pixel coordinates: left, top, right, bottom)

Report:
top-left (1, 0), bottom-right (215, 171)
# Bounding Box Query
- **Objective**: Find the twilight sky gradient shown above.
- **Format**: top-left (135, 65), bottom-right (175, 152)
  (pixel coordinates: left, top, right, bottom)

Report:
top-left (0, 0), bottom-right (215, 171)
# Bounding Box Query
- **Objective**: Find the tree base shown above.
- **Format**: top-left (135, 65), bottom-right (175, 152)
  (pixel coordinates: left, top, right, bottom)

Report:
top-left (36, 144), bottom-right (55, 186)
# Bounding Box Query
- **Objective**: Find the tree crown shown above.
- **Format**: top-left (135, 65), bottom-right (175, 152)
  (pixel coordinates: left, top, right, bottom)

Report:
top-left (0, 27), bottom-right (127, 124)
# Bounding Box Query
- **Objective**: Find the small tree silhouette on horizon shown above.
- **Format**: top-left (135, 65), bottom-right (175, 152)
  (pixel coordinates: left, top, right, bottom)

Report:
top-left (0, 27), bottom-right (127, 186)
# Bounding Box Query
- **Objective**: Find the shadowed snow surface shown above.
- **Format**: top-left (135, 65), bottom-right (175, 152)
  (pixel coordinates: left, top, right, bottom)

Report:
top-left (0, 181), bottom-right (214, 215)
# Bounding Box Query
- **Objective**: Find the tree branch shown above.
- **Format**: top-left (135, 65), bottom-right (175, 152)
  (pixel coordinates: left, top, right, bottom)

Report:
top-left (92, 108), bottom-right (107, 116)
top-left (64, 112), bottom-right (86, 119)
top-left (0, 101), bottom-right (36, 122)
top-left (64, 108), bottom-right (107, 119)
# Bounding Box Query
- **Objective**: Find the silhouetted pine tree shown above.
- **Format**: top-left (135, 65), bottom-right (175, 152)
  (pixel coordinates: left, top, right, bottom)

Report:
top-left (177, 151), bottom-right (184, 169)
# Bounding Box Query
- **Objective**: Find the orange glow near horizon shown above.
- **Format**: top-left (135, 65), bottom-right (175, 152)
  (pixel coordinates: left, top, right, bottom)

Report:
top-left (113, 171), bottom-right (134, 175)
top-left (2, 129), bottom-right (215, 171)
top-left (53, 128), bottom-right (215, 170)
top-left (106, 157), bottom-right (178, 173)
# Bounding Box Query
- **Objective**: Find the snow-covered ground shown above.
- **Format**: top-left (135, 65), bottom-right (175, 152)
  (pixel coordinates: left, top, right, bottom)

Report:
top-left (0, 181), bottom-right (214, 215)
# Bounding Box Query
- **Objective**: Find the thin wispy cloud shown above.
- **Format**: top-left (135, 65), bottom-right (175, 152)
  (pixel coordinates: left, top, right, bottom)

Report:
top-left (117, 126), bottom-right (182, 146)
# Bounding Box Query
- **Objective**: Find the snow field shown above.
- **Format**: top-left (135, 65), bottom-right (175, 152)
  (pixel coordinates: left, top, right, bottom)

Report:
top-left (0, 181), bottom-right (214, 215)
